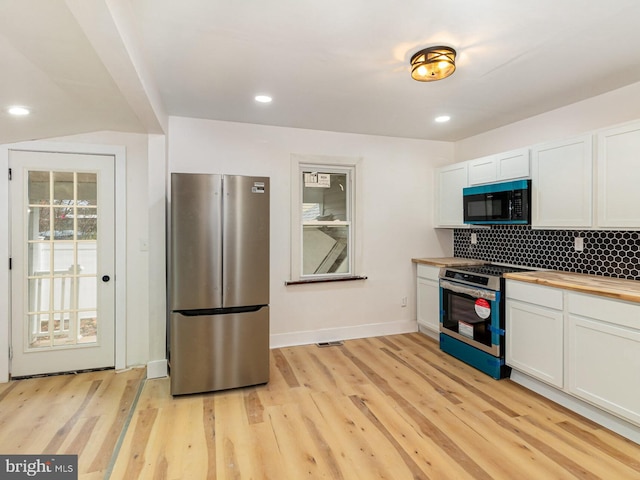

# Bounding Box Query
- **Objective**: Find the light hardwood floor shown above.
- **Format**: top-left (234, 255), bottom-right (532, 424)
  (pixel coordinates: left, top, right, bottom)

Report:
top-left (1, 333), bottom-right (639, 479)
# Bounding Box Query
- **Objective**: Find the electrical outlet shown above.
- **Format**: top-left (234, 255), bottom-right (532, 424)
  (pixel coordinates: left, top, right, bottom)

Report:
top-left (471, 233), bottom-right (478, 245)
top-left (574, 237), bottom-right (584, 252)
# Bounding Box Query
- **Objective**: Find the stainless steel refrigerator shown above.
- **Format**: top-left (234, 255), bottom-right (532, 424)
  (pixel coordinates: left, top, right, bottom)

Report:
top-left (168, 173), bottom-right (270, 395)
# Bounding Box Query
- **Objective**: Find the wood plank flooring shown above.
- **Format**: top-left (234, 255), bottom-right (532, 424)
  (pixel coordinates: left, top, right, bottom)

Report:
top-left (1, 333), bottom-right (640, 479)
top-left (0, 367), bottom-right (145, 480)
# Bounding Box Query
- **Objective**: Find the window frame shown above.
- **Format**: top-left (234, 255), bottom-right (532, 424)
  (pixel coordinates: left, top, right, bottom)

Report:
top-left (290, 154), bottom-right (363, 283)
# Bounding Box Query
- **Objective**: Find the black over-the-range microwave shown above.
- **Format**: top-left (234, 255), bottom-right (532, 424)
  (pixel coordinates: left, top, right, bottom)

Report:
top-left (463, 179), bottom-right (531, 225)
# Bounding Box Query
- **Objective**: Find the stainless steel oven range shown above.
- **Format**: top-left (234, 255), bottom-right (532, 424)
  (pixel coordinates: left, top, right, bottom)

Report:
top-left (438, 264), bottom-right (532, 379)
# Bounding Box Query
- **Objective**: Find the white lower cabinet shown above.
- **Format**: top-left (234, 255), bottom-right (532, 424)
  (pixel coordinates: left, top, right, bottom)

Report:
top-left (416, 264), bottom-right (440, 337)
top-left (506, 282), bottom-right (564, 388)
top-left (506, 280), bottom-right (640, 431)
top-left (567, 293), bottom-right (640, 426)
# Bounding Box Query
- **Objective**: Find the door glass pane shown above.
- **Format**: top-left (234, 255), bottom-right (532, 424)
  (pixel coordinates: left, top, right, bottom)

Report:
top-left (78, 311), bottom-right (97, 344)
top-left (77, 242), bottom-right (97, 274)
top-left (28, 207), bottom-right (49, 240)
top-left (77, 173), bottom-right (97, 205)
top-left (28, 243), bottom-right (51, 275)
top-left (77, 207), bottom-right (97, 240)
top-left (53, 172), bottom-right (74, 205)
top-left (28, 314), bottom-right (50, 348)
top-left (78, 277), bottom-right (96, 309)
top-left (52, 311), bottom-right (74, 346)
top-left (28, 171), bottom-right (50, 204)
top-left (53, 207), bottom-right (74, 239)
top-left (53, 242), bottom-right (75, 273)
top-left (53, 276), bottom-right (73, 311)
top-left (25, 169), bottom-right (99, 349)
top-left (28, 277), bottom-right (50, 312)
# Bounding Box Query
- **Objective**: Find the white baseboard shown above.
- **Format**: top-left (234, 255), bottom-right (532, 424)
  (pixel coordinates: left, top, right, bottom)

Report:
top-left (510, 370), bottom-right (640, 445)
top-left (146, 359), bottom-right (168, 379)
top-left (147, 321), bottom-right (417, 379)
top-left (269, 319), bottom-right (418, 349)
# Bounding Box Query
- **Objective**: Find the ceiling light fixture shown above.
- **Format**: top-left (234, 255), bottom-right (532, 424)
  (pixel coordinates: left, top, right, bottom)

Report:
top-left (255, 95), bottom-right (272, 103)
top-left (410, 46), bottom-right (456, 82)
top-left (8, 105), bottom-right (30, 116)
top-left (435, 115), bottom-right (451, 123)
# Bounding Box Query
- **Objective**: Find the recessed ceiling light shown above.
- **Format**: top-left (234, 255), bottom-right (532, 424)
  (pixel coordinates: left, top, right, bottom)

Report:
top-left (255, 95), bottom-right (272, 103)
top-left (8, 106), bottom-right (30, 116)
top-left (435, 115), bottom-right (451, 123)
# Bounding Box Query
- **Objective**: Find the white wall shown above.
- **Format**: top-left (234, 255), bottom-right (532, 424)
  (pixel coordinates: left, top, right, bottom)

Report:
top-left (168, 117), bottom-right (454, 346)
top-left (44, 131), bottom-right (159, 368)
top-left (455, 81), bottom-right (640, 161)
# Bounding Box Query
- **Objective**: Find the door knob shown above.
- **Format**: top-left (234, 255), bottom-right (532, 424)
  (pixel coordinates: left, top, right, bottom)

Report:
top-left (102, 275), bottom-right (110, 282)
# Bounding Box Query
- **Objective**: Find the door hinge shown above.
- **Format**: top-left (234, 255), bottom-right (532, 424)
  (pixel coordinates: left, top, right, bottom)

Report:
top-left (9, 345), bottom-right (12, 360)
top-left (8, 168), bottom-right (11, 180)
top-left (8, 257), bottom-right (12, 270)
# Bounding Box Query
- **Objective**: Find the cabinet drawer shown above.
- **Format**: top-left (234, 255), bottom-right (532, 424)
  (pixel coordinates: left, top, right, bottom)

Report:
top-left (417, 264), bottom-right (440, 281)
top-left (505, 280), bottom-right (563, 309)
top-left (568, 293), bottom-right (640, 330)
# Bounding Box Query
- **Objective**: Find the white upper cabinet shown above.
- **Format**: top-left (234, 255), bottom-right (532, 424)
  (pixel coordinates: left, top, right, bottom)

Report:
top-left (468, 155), bottom-right (497, 185)
top-left (596, 121), bottom-right (640, 228)
top-left (496, 148), bottom-right (530, 181)
top-left (435, 162), bottom-right (468, 227)
top-left (531, 135), bottom-right (593, 228)
top-left (468, 148), bottom-right (530, 185)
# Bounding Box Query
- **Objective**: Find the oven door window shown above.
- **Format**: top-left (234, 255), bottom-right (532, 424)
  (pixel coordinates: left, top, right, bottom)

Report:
top-left (442, 290), bottom-right (493, 348)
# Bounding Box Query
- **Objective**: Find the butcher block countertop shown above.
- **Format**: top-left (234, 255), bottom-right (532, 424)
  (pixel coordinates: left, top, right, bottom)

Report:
top-left (504, 270), bottom-right (640, 304)
top-left (411, 257), bottom-right (487, 267)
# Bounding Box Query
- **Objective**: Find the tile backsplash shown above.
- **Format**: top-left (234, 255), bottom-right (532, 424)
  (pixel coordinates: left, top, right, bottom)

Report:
top-left (454, 226), bottom-right (640, 280)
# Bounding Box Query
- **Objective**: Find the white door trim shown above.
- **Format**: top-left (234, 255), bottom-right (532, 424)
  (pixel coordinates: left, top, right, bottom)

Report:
top-left (0, 141), bottom-right (127, 382)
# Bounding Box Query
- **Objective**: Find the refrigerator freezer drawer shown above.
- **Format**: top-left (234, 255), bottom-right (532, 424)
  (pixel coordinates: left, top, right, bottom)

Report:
top-left (170, 307), bottom-right (270, 395)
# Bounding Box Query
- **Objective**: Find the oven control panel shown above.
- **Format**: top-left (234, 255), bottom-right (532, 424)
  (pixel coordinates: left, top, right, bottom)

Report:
top-left (443, 270), bottom-right (490, 286)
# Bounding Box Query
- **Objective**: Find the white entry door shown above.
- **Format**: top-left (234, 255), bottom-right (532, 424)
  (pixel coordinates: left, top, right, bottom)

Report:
top-left (10, 150), bottom-right (115, 377)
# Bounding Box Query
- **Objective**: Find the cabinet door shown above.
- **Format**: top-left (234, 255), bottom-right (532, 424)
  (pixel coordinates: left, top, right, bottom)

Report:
top-left (435, 163), bottom-right (468, 227)
top-left (417, 277), bottom-right (440, 335)
top-left (506, 300), bottom-right (564, 388)
top-left (531, 135), bottom-right (593, 228)
top-left (496, 148), bottom-right (530, 180)
top-left (568, 314), bottom-right (640, 426)
top-left (468, 155), bottom-right (497, 185)
top-left (596, 122), bottom-right (640, 228)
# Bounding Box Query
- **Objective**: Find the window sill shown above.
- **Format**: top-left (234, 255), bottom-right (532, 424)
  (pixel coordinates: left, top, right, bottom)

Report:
top-left (285, 275), bottom-right (367, 286)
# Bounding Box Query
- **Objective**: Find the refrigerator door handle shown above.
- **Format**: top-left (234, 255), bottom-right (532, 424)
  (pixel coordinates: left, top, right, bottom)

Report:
top-left (174, 305), bottom-right (267, 316)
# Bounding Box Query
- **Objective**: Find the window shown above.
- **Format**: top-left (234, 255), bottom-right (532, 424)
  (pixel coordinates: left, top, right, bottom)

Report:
top-left (290, 155), bottom-right (362, 282)
top-left (302, 168), bottom-right (351, 276)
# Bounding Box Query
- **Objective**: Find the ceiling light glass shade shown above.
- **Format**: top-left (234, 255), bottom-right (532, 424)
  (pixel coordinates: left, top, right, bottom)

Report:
top-left (410, 46), bottom-right (456, 82)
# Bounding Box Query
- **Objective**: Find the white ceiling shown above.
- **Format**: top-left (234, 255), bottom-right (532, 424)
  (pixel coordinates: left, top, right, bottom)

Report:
top-left (2, 0), bottom-right (640, 144)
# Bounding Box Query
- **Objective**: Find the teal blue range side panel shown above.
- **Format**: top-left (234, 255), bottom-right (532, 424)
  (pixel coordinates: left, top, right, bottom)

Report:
top-left (440, 334), bottom-right (509, 379)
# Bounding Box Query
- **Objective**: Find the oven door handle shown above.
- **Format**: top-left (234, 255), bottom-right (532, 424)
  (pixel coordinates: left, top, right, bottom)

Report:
top-left (440, 279), bottom-right (497, 302)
